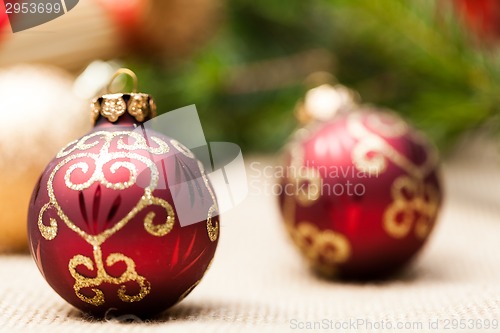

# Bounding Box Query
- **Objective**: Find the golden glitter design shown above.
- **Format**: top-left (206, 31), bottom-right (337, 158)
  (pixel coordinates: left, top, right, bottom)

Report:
top-left (69, 247), bottom-right (151, 306)
top-left (383, 176), bottom-right (440, 239)
top-left (196, 160), bottom-right (219, 242)
top-left (348, 112), bottom-right (438, 178)
top-left (366, 111), bottom-right (408, 138)
top-left (287, 144), bottom-right (321, 207)
top-left (347, 111), bottom-right (441, 239)
top-left (206, 205), bottom-right (218, 242)
top-left (286, 209), bottom-right (351, 275)
top-left (37, 131), bottom-right (175, 306)
top-left (295, 167), bottom-right (322, 206)
top-left (38, 203), bottom-right (57, 240)
top-left (282, 149), bottom-right (352, 272)
top-left (143, 202), bottom-right (175, 237)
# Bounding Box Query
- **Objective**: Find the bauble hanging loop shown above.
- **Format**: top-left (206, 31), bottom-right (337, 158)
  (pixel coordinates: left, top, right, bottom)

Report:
top-left (90, 69), bottom-right (157, 124)
top-left (106, 68), bottom-right (139, 94)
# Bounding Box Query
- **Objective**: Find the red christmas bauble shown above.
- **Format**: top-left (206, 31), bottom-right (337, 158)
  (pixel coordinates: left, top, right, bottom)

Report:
top-left (454, 0), bottom-right (500, 42)
top-left (28, 79), bottom-right (219, 317)
top-left (278, 107), bottom-right (442, 279)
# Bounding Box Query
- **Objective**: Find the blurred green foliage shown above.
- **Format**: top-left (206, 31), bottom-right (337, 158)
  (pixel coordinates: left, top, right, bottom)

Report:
top-left (129, 0), bottom-right (500, 153)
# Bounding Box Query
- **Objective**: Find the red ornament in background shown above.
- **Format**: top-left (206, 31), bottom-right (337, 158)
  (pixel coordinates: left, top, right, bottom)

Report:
top-left (278, 84), bottom-right (442, 279)
top-left (0, 0), bottom-right (11, 43)
top-left (454, 0), bottom-right (500, 42)
top-left (28, 69), bottom-right (219, 317)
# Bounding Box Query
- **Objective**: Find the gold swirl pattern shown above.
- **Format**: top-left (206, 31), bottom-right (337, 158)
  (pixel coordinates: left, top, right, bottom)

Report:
top-left (282, 153), bottom-right (351, 274)
top-left (291, 221), bottom-right (351, 276)
top-left (37, 203), bottom-right (58, 240)
top-left (383, 176), bottom-right (440, 240)
top-left (37, 131), bottom-right (176, 306)
top-left (295, 168), bottom-right (322, 206)
top-left (348, 111), bottom-right (440, 239)
top-left (348, 112), bottom-right (438, 178)
top-left (366, 111), bottom-right (408, 138)
top-left (196, 160), bottom-right (219, 242)
top-left (69, 247), bottom-right (151, 306)
top-left (287, 144), bottom-right (322, 207)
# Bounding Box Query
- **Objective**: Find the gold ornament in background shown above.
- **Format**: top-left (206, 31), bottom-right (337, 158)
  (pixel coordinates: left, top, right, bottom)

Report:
top-left (0, 0), bottom-right (222, 72)
top-left (0, 65), bottom-right (88, 252)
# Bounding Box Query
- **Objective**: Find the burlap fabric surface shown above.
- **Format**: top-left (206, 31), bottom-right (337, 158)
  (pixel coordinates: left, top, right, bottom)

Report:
top-left (0, 149), bottom-right (499, 333)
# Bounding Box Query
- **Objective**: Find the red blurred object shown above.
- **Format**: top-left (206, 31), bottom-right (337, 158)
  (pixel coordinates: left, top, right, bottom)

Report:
top-left (278, 109), bottom-right (442, 279)
top-left (97, 0), bottom-right (146, 28)
top-left (454, 0), bottom-right (500, 41)
top-left (96, 0), bottom-right (147, 46)
top-left (28, 84), bottom-right (219, 317)
top-left (94, 0), bottom-right (221, 60)
top-left (0, 0), bottom-right (12, 36)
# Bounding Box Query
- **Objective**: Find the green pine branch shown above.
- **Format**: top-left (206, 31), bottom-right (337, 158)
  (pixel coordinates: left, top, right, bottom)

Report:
top-left (129, 0), bottom-right (500, 152)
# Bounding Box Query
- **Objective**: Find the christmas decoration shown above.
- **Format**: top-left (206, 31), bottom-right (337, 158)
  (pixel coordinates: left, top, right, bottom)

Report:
top-left (0, 65), bottom-right (88, 252)
top-left (28, 69), bottom-right (219, 317)
top-left (0, 0), bottom-right (220, 71)
top-left (278, 84), bottom-right (442, 279)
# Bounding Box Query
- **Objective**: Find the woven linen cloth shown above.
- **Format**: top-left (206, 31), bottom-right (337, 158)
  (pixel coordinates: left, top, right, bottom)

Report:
top-left (0, 149), bottom-right (499, 333)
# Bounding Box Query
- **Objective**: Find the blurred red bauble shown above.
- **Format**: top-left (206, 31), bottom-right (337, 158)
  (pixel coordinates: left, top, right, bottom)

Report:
top-left (28, 70), bottom-right (219, 317)
top-left (96, 0), bottom-right (222, 60)
top-left (278, 85), bottom-right (442, 279)
top-left (454, 0), bottom-right (500, 42)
